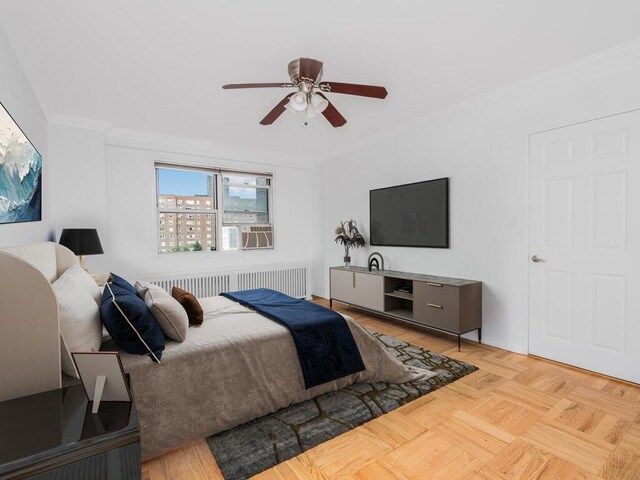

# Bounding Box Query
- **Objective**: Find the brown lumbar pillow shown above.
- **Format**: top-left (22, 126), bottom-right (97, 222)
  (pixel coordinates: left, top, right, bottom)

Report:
top-left (171, 287), bottom-right (204, 325)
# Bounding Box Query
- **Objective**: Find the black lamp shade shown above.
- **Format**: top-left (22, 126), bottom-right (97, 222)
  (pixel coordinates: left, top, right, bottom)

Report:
top-left (59, 229), bottom-right (104, 256)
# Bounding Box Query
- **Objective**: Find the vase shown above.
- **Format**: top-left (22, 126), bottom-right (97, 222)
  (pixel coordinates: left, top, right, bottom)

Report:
top-left (343, 255), bottom-right (351, 267)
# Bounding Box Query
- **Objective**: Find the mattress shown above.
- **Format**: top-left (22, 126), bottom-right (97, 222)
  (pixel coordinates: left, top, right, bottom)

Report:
top-left (107, 296), bottom-right (432, 460)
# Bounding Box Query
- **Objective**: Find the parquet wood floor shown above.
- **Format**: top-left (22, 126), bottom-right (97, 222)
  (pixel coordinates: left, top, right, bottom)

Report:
top-left (142, 299), bottom-right (640, 480)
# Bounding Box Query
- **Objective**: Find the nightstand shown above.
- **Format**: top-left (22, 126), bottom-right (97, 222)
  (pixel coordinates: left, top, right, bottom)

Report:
top-left (0, 380), bottom-right (140, 480)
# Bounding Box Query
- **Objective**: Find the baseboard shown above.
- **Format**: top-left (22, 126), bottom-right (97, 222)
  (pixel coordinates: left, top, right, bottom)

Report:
top-left (475, 335), bottom-right (526, 355)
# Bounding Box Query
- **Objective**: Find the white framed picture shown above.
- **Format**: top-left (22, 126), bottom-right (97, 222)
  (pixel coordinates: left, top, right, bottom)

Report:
top-left (72, 351), bottom-right (131, 413)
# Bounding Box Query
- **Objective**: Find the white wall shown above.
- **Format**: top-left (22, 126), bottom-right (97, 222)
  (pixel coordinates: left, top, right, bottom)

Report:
top-left (0, 26), bottom-right (49, 247)
top-left (310, 162), bottom-right (325, 299)
top-left (318, 53), bottom-right (640, 353)
top-left (46, 121), bottom-right (318, 285)
top-left (48, 123), bottom-right (109, 271)
top-left (105, 143), bottom-right (315, 280)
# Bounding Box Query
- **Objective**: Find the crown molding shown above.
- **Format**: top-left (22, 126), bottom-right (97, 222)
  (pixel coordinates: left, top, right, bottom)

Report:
top-left (47, 115), bottom-right (314, 170)
top-left (104, 127), bottom-right (315, 170)
top-left (315, 37), bottom-right (640, 162)
top-left (49, 114), bottom-right (113, 132)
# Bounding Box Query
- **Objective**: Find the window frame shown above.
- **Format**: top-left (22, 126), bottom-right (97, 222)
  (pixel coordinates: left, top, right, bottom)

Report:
top-left (155, 162), bottom-right (274, 255)
top-left (221, 171), bottom-right (272, 226)
top-left (156, 164), bottom-right (218, 254)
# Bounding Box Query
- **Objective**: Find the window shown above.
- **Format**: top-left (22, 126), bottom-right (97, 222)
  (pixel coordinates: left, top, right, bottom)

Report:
top-left (156, 164), bottom-right (273, 254)
top-left (156, 166), bottom-right (216, 254)
top-left (221, 173), bottom-right (271, 251)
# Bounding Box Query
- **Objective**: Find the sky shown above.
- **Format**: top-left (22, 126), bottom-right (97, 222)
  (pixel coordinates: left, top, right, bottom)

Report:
top-left (157, 168), bottom-right (260, 199)
top-left (157, 169), bottom-right (210, 196)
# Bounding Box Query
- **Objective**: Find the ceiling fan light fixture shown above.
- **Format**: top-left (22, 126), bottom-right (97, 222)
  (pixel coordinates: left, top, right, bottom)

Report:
top-left (310, 93), bottom-right (328, 114)
top-left (300, 82), bottom-right (312, 94)
top-left (305, 103), bottom-right (316, 118)
top-left (223, 57), bottom-right (386, 127)
top-left (289, 91), bottom-right (307, 112)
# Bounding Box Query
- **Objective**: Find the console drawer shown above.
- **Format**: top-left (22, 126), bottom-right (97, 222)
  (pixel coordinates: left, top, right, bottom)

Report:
top-left (414, 301), bottom-right (460, 332)
top-left (413, 281), bottom-right (459, 307)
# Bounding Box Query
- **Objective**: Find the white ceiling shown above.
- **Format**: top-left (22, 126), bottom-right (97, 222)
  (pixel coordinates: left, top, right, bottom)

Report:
top-left (2, 0), bottom-right (640, 161)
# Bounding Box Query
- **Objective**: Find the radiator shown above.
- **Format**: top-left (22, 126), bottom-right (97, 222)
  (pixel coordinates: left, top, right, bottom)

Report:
top-left (147, 265), bottom-right (308, 299)
top-left (238, 267), bottom-right (307, 298)
top-left (152, 274), bottom-right (231, 298)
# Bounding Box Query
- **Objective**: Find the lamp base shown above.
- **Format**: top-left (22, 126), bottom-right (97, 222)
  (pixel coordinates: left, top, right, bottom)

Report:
top-left (78, 255), bottom-right (88, 272)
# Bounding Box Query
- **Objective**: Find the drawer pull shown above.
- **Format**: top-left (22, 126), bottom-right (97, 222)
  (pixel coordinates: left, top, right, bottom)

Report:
top-left (427, 282), bottom-right (443, 287)
top-left (427, 303), bottom-right (443, 309)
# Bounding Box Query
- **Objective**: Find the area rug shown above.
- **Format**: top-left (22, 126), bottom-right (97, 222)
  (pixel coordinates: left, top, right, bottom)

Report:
top-left (207, 331), bottom-right (477, 480)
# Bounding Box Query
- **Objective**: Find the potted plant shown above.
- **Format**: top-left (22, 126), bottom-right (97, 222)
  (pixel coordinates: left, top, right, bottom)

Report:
top-left (335, 220), bottom-right (366, 266)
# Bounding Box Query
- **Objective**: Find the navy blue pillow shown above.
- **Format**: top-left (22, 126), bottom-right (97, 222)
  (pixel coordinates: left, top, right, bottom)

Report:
top-left (101, 282), bottom-right (165, 361)
top-left (109, 273), bottom-right (136, 294)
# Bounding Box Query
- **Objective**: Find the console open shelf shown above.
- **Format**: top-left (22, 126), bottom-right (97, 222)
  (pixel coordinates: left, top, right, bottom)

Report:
top-left (384, 291), bottom-right (414, 301)
top-left (385, 308), bottom-right (413, 321)
top-left (329, 266), bottom-right (482, 350)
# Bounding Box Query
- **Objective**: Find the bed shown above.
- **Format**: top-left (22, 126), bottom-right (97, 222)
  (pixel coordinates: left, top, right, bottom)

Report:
top-left (106, 295), bottom-right (427, 459)
top-left (0, 242), bottom-right (430, 460)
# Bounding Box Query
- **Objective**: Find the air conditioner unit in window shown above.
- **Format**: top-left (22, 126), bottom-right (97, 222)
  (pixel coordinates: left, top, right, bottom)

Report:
top-left (240, 225), bottom-right (273, 250)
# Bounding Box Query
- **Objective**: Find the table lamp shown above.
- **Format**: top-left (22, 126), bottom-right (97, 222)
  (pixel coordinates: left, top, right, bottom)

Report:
top-left (59, 228), bottom-right (104, 270)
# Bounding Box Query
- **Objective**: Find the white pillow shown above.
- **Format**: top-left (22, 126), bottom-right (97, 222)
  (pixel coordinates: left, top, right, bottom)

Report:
top-left (135, 281), bottom-right (188, 342)
top-left (64, 264), bottom-right (102, 305)
top-left (53, 272), bottom-right (103, 377)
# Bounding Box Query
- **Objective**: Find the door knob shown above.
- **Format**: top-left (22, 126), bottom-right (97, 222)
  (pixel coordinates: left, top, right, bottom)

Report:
top-left (531, 255), bottom-right (545, 263)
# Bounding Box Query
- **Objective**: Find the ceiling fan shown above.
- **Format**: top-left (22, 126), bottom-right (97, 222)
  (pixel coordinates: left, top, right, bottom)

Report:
top-left (222, 57), bottom-right (388, 128)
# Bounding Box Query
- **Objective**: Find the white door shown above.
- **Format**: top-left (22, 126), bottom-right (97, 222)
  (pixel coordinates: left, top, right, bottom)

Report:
top-left (529, 110), bottom-right (640, 383)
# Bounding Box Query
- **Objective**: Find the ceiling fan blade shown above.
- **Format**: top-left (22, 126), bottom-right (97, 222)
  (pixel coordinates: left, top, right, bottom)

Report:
top-left (319, 81), bottom-right (388, 99)
top-left (223, 83), bottom-right (292, 89)
top-left (260, 93), bottom-right (294, 125)
top-left (299, 58), bottom-right (324, 82)
top-left (317, 93), bottom-right (346, 128)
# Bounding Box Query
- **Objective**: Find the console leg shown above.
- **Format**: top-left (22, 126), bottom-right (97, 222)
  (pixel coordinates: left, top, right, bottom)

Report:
top-left (330, 298), bottom-right (333, 309)
top-left (478, 327), bottom-right (482, 344)
top-left (457, 335), bottom-right (461, 352)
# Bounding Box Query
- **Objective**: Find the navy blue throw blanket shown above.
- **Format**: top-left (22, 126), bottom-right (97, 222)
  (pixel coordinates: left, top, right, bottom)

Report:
top-left (221, 288), bottom-right (365, 389)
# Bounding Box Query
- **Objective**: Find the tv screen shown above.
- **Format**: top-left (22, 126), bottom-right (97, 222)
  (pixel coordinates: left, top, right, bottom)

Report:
top-left (370, 178), bottom-right (449, 248)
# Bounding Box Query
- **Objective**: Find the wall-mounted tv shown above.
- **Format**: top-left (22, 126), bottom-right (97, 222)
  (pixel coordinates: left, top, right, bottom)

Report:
top-left (370, 177), bottom-right (449, 248)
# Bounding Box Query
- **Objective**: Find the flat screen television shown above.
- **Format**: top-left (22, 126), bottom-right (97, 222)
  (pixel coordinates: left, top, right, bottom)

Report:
top-left (370, 177), bottom-right (449, 248)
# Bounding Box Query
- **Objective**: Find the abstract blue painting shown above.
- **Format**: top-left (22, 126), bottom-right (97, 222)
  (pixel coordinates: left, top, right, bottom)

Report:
top-left (0, 102), bottom-right (42, 224)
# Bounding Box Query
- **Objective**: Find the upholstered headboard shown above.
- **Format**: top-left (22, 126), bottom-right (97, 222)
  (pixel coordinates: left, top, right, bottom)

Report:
top-left (0, 242), bottom-right (78, 401)
top-left (0, 241), bottom-right (77, 283)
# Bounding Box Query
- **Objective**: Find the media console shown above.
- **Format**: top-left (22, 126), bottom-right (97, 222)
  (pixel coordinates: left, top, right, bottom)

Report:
top-left (329, 266), bottom-right (482, 350)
